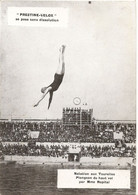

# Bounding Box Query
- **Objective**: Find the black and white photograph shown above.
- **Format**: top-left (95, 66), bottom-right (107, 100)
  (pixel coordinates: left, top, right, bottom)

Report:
top-left (0, 0), bottom-right (136, 194)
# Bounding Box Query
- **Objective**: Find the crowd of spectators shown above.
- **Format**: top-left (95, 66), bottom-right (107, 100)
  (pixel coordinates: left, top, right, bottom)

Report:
top-left (0, 121), bottom-right (29, 142)
top-left (63, 108), bottom-right (92, 126)
top-left (0, 143), bottom-right (69, 157)
top-left (0, 143), bottom-right (135, 158)
top-left (81, 145), bottom-right (136, 158)
top-left (0, 121), bottom-right (136, 143)
top-left (63, 108), bottom-right (81, 125)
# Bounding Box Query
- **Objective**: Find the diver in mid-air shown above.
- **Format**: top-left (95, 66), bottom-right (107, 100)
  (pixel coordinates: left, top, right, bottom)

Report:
top-left (34, 45), bottom-right (66, 109)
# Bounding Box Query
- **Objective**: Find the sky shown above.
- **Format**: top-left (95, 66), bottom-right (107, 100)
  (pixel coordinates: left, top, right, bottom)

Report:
top-left (0, 1), bottom-right (136, 120)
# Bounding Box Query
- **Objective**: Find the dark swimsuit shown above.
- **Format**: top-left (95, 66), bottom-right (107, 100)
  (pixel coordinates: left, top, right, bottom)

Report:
top-left (50, 73), bottom-right (64, 92)
top-left (48, 73), bottom-right (64, 109)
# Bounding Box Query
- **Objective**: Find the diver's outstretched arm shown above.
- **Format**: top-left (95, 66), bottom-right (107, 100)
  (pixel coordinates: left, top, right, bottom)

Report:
top-left (34, 87), bottom-right (52, 107)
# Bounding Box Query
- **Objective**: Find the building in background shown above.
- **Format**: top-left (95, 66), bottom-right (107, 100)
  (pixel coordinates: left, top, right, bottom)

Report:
top-left (62, 107), bottom-right (93, 128)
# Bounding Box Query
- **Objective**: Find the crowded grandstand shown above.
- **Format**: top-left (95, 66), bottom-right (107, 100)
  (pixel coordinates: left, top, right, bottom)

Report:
top-left (0, 107), bottom-right (136, 162)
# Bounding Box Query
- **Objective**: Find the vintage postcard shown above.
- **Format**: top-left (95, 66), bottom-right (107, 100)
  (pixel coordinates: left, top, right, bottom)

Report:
top-left (0, 0), bottom-right (136, 195)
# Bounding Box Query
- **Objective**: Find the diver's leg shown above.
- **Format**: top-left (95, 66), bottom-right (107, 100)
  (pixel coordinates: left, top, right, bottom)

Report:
top-left (56, 45), bottom-right (66, 75)
top-left (40, 45), bottom-right (66, 95)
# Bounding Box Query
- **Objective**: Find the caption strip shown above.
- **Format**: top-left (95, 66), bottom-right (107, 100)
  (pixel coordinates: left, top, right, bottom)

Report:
top-left (8, 7), bottom-right (68, 27)
top-left (58, 169), bottom-right (130, 189)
